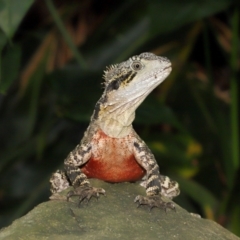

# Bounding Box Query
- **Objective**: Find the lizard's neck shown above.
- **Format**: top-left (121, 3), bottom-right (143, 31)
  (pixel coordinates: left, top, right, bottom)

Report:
top-left (92, 85), bottom-right (150, 138)
top-left (96, 104), bottom-right (136, 138)
top-left (99, 113), bottom-right (135, 138)
top-left (92, 90), bottom-right (149, 138)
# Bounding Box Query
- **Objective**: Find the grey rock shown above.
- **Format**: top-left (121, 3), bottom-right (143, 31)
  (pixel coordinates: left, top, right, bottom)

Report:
top-left (0, 179), bottom-right (239, 240)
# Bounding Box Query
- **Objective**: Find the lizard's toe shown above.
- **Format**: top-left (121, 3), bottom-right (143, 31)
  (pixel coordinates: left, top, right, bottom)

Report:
top-left (67, 186), bottom-right (105, 206)
top-left (134, 195), bottom-right (175, 212)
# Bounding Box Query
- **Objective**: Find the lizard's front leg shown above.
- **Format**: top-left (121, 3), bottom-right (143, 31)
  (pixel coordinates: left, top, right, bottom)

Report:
top-left (133, 136), bottom-right (178, 211)
top-left (64, 143), bottom-right (105, 204)
top-left (50, 142), bottom-right (105, 204)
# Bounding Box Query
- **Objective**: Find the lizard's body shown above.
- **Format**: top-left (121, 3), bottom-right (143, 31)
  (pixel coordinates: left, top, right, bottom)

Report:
top-left (50, 52), bottom-right (180, 209)
top-left (81, 129), bottom-right (145, 182)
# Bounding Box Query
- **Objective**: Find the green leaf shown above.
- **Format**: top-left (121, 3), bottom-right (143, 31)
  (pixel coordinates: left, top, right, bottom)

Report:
top-left (149, 0), bottom-right (232, 36)
top-left (49, 66), bottom-right (102, 121)
top-left (147, 133), bottom-right (201, 178)
top-left (0, 29), bottom-right (7, 49)
top-left (88, 18), bottom-right (150, 69)
top-left (136, 99), bottom-right (186, 131)
top-left (84, 0), bottom-right (231, 61)
top-left (0, 44), bottom-right (21, 93)
top-left (0, 0), bottom-right (34, 38)
top-left (229, 205), bottom-right (240, 236)
top-left (175, 176), bottom-right (218, 215)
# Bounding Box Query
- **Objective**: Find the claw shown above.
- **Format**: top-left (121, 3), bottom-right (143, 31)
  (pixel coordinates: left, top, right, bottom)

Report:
top-left (165, 201), bottom-right (176, 211)
top-left (67, 186), bottom-right (105, 206)
top-left (66, 190), bottom-right (75, 201)
top-left (134, 195), bottom-right (175, 212)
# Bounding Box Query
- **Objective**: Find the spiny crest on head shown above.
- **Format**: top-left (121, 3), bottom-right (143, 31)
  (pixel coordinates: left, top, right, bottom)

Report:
top-left (102, 63), bottom-right (130, 86)
top-left (102, 55), bottom-right (141, 86)
top-left (102, 64), bottom-right (117, 81)
top-left (102, 64), bottom-right (119, 86)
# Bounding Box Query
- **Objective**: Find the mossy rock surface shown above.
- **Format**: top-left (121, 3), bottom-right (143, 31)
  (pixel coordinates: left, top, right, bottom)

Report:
top-left (0, 179), bottom-right (239, 240)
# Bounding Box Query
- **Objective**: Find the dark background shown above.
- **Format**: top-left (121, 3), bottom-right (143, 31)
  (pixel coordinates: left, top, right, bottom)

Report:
top-left (0, 0), bottom-right (239, 236)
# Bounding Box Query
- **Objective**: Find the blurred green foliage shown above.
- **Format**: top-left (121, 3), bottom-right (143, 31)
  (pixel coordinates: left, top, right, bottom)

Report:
top-left (0, 0), bottom-right (239, 236)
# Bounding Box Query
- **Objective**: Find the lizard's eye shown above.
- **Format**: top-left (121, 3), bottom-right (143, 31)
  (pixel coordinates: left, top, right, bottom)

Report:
top-left (131, 61), bottom-right (143, 71)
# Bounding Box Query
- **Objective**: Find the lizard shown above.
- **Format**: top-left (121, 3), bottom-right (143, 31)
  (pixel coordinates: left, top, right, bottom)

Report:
top-left (50, 52), bottom-right (180, 211)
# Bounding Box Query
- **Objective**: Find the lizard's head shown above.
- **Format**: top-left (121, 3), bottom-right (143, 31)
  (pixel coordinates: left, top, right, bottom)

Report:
top-left (104, 53), bottom-right (172, 92)
top-left (94, 52), bottom-right (172, 137)
top-left (102, 52), bottom-right (171, 112)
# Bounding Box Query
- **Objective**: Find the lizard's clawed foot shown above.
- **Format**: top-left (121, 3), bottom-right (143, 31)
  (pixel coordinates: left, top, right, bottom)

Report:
top-left (67, 186), bottom-right (105, 206)
top-left (134, 195), bottom-right (176, 212)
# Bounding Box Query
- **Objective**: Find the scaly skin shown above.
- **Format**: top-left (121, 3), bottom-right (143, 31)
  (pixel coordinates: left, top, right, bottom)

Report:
top-left (50, 52), bottom-right (180, 210)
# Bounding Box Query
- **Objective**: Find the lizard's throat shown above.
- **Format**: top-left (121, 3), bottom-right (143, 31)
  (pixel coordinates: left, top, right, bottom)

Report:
top-left (95, 89), bottom-right (150, 138)
top-left (98, 104), bottom-right (137, 138)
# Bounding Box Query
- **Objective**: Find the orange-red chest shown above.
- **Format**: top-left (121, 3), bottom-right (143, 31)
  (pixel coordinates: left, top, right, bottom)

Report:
top-left (81, 130), bottom-right (145, 182)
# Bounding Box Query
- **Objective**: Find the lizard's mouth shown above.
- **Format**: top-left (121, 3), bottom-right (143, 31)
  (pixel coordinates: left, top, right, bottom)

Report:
top-left (163, 66), bottom-right (172, 71)
top-left (161, 63), bottom-right (172, 72)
